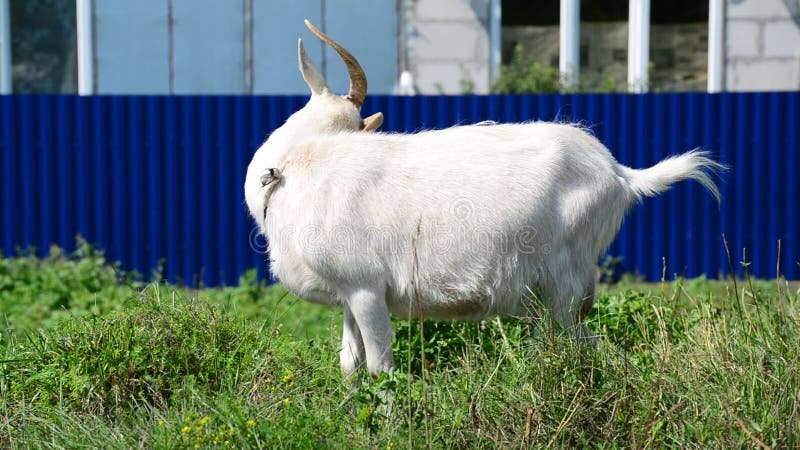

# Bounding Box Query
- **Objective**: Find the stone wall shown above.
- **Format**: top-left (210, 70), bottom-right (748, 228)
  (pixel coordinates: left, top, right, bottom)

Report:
top-left (726, 0), bottom-right (800, 91)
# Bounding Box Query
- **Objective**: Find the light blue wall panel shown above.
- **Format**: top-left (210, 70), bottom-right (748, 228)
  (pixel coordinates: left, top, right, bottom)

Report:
top-left (95, 1), bottom-right (170, 94)
top-left (93, 2), bottom-right (396, 95)
top-left (253, 1), bottom-right (323, 95)
top-left (325, 0), bottom-right (398, 95)
top-left (172, 0), bottom-right (244, 94)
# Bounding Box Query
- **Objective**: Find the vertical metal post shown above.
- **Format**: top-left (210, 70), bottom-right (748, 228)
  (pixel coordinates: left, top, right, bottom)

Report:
top-left (76, 0), bottom-right (94, 95)
top-left (397, 0), bottom-right (407, 73)
top-left (168, 0), bottom-right (174, 94)
top-left (627, 0), bottom-right (650, 93)
top-left (489, 0), bottom-right (502, 84)
top-left (243, 0), bottom-right (253, 94)
top-left (0, 0), bottom-right (11, 94)
top-left (707, 0), bottom-right (725, 93)
top-left (559, 0), bottom-right (580, 88)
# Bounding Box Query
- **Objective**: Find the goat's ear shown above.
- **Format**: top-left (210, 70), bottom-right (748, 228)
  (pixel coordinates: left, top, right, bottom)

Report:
top-left (361, 112), bottom-right (384, 132)
top-left (298, 38), bottom-right (328, 96)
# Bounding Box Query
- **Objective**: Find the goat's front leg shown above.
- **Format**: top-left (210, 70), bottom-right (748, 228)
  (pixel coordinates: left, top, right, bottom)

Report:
top-left (340, 304), bottom-right (365, 380)
top-left (343, 286), bottom-right (394, 378)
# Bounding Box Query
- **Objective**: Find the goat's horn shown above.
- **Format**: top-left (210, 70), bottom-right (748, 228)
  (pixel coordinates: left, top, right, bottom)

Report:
top-left (304, 19), bottom-right (367, 109)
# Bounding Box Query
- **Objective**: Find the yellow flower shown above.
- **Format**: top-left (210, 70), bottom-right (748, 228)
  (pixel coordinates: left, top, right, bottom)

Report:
top-left (283, 398), bottom-right (289, 405)
top-left (199, 416), bottom-right (210, 425)
top-left (181, 426), bottom-right (191, 434)
top-left (246, 419), bottom-right (256, 427)
top-left (157, 420), bottom-right (165, 426)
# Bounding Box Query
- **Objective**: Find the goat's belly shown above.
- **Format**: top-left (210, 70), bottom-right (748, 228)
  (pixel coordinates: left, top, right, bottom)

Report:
top-left (386, 292), bottom-right (528, 321)
top-left (386, 297), bottom-right (487, 321)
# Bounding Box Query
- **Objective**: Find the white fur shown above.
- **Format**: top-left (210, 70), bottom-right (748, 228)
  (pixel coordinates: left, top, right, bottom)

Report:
top-left (244, 37), bottom-right (724, 379)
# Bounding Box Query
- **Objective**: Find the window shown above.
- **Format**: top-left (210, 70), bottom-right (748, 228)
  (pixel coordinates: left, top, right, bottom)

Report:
top-left (11, 0), bottom-right (77, 93)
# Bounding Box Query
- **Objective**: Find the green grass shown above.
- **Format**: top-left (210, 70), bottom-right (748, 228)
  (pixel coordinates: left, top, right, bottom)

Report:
top-left (1, 243), bottom-right (799, 448)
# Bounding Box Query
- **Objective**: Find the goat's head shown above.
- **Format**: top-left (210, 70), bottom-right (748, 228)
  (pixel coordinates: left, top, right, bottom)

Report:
top-left (252, 20), bottom-right (383, 158)
top-left (285, 20), bottom-right (383, 136)
top-left (245, 21), bottom-right (381, 228)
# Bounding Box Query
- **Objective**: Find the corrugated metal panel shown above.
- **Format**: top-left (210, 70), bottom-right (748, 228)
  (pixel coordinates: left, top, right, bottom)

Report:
top-left (0, 93), bottom-right (798, 285)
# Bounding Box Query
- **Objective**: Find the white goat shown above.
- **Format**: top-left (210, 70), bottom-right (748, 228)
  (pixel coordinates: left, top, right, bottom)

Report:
top-left (244, 21), bottom-right (724, 379)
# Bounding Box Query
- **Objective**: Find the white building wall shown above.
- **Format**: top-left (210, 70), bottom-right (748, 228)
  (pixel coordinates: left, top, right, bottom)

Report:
top-left (726, 0), bottom-right (800, 91)
top-left (404, 0), bottom-right (492, 94)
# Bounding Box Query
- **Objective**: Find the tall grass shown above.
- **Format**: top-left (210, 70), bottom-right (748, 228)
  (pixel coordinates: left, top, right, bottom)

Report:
top-left (0, 244), bottom-right (798, 448)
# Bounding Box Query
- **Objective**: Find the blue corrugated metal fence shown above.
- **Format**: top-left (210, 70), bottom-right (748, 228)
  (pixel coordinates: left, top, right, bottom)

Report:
top-left (1, 93), bottom-right (798, 285)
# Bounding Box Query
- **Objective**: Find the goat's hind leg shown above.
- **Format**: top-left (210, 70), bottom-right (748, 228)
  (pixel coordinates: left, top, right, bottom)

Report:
top-left (548, 278), bottom-right (597, 347)
top-left (576, 280), bottom-right (598, 347)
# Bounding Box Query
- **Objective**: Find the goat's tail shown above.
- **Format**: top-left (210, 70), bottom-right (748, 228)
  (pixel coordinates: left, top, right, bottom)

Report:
top-left (620, 150), bottom-right (726, 203)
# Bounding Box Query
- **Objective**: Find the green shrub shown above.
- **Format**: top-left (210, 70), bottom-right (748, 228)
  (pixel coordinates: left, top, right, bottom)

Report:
top-left (491, 44), bottom-right (628, 94)
top-left (491, 45), bottom-right (562, 94)
top-left (0, 241), bottom-right (137, 342)
top-left (1, 291), bottom-right (279, 415)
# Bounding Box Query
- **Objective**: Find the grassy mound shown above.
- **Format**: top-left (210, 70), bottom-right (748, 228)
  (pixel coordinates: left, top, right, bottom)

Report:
top-left (0, 245), bottom-right (798, 448)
